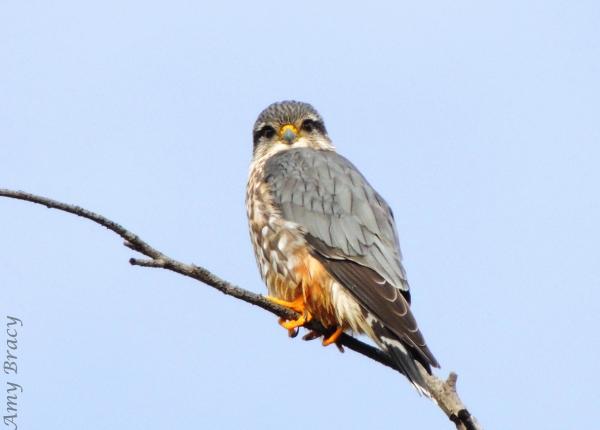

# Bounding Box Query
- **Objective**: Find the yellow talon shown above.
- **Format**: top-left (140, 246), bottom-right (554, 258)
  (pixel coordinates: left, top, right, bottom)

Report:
top-left (267, 295), bottom-right (312, 333)
top-left (277, 318), bottom-right (299, 337)
top-left (280, 312), bottom-right (312, 330)
top-left (266, 295), bottom-right (306, 313)
top-left (322, 327), bottom-right (344, 346)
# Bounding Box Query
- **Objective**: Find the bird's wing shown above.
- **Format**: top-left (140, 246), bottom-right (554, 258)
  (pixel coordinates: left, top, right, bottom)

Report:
top-left (264, 148), bottom-right (438, 369)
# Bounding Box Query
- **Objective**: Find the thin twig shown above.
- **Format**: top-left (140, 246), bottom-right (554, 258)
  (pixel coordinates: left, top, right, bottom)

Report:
top-left (0, 188), bottom-right (481, 429)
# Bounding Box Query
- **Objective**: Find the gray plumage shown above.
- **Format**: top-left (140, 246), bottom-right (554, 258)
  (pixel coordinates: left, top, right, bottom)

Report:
top-left (264, 148), bottom-right (407, 290)
top-left (248, 100), bottom-right (439, 392)
top-left (263, 147), bottom-right (439, 371)
top-left (254, 101), bottom-right (324, 130)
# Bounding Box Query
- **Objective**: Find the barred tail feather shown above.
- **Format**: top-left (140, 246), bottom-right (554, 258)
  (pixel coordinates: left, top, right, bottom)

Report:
top-left (369, 318), bottom-right (431, 396)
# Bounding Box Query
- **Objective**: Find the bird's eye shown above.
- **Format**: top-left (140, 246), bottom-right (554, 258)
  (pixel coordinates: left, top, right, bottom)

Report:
top-left (301, 119), bottom-right (315, 132)
top-left (254, 125), bottom-right (276, 143)
top-left (262, 125), bottom-right (275, 139)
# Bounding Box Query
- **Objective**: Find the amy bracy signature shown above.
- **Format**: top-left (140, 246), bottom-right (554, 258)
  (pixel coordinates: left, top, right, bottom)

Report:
top-left (4, 316), bottom-right (23, 430)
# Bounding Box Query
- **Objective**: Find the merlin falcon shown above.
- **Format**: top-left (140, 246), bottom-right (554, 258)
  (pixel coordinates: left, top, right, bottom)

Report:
top-left (246, 101), bottom-right (439, 393)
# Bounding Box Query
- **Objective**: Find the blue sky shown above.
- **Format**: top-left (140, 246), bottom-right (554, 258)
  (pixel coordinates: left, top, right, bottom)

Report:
top-left (1, 1), bottom-right (599, 428)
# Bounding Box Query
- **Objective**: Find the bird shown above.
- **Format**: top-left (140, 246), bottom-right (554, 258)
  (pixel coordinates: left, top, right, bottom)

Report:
top-left (246, 100), bottom-right (439, 394)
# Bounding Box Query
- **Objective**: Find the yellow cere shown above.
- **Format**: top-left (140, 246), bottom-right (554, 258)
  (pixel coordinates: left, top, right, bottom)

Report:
top-left (279, 124), bottom-right (298, 138)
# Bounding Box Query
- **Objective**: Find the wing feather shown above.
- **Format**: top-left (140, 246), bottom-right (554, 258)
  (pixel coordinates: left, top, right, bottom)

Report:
top-left (264, 148), bottom-right (439, 370)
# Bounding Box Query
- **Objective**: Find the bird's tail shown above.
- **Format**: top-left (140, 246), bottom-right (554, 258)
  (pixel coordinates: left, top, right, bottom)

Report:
top-left (370, 323), bottom-right (432, 396)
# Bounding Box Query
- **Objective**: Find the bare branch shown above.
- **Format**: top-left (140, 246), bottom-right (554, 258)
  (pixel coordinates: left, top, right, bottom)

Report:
top-left (0, 188), bottom-right (482, 429)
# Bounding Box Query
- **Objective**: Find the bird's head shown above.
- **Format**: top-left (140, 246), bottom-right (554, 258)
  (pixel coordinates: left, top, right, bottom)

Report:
top-left (252, 101), bottom-right (334, 159)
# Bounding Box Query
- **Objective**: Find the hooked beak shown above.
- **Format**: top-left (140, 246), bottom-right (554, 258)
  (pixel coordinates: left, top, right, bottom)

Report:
top-left (280, 124), bottom-right (298, 144)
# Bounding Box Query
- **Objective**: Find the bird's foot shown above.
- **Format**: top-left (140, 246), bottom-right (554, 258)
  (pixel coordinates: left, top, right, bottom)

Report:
top-left (279, 311), bottom-right (312, 330)
top-left (322, 326), bottom-right (344, 346)
top-left (267, 295), bottom-right (312, 335)
top-left (279, 320), bottom-right (299, 338)
top-left (266, 295), bottom-right (306, 313)
top-left (302, 327), bottom-right (345, 352)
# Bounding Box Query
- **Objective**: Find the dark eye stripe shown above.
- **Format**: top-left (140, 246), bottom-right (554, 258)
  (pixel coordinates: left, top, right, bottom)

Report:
top-left (253, 125), bottom-right (276, 144)
top-left (301, 118), bottom-right (326, 134)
